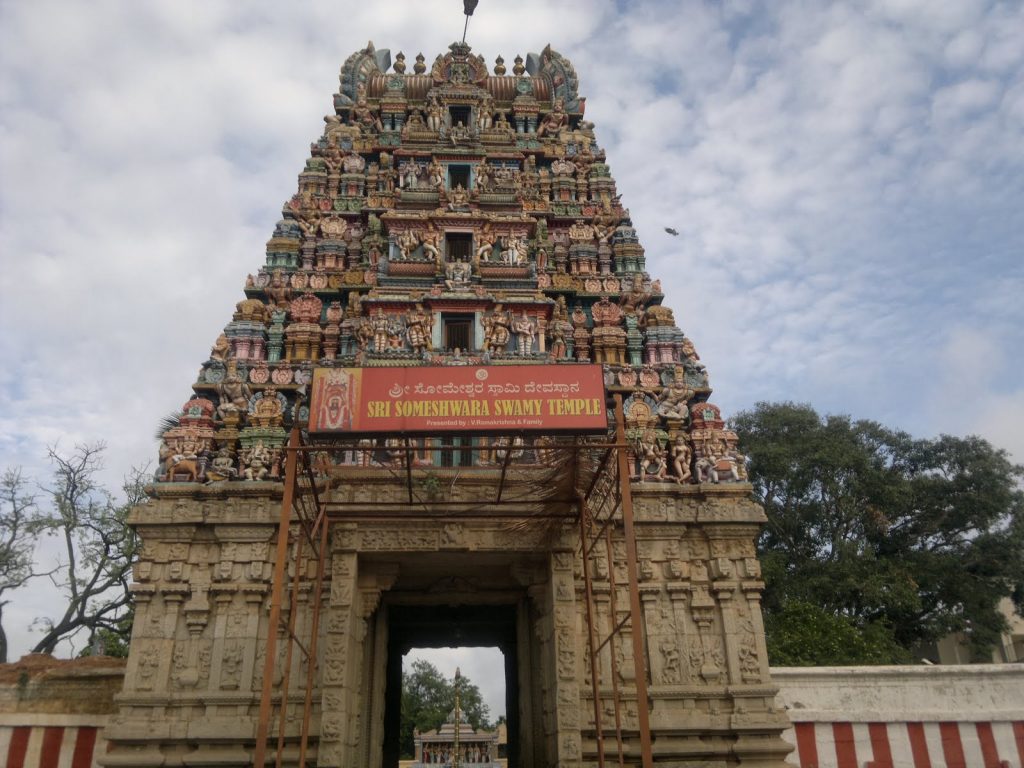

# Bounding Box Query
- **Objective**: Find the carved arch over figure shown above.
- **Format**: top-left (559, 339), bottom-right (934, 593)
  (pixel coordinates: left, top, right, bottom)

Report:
top-left (337, 41), bottom-right (392, 103)
top-left (526, 44), bottom-right (584, 113)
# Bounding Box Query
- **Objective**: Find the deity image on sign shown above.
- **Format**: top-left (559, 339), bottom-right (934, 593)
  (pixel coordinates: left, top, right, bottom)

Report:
top-left (310, 369), bottom-right (360, 431)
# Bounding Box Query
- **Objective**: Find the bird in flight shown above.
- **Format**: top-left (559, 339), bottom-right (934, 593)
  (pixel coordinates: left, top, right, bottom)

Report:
top-left (664, 227), bottom-right (679, 236)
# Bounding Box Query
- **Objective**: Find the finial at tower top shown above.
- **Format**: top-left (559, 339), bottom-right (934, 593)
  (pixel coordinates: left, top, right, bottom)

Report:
top-left (461, 0), bottom-right (479, 43)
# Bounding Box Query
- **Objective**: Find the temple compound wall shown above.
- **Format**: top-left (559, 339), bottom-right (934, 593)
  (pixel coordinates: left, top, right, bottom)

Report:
top-left (0, 654), bottom-right (125, 768)
top-left (101, 39), bottom-right (797, 767)
top-left (3, 658), bottom-right (1021, 767)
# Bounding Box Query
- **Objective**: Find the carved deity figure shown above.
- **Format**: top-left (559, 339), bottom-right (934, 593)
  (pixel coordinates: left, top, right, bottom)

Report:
top-left (660, 638), bottom-right (682, 683)
top-left (217, 363), bottom-right (251, 420)
top-left (500, 235), bottom-right (528, 266)
top-left (512, 312), bottom-right (537, 356)
top-left (483, 305), bottom-right (511, 355)
top-left (426, 157), bottom-right (444, 189)
top-left (297, 211), bottom-right (321, 242)
top-left (406, 305), bottom-right (432, 355)
top-left (475, 228), bottom-right (496, 263)
top-left (444, 258), bottom-right (472, 292)
top-left (637, 428), bottom-right (667, 479)
top-left (696, 434), bottom-right (740, 484)
top-left (266, 268), bottom-right (291, 308)
top-left (447, 183), bottom-right (470, 210)
top-left (475, 159), bottom-right (492, 190)
top-left (548, 321), bottom-right (568, 360)
top-left (477, 93), bottom-right (494, 129)
top-left (405, 108), bottom-right (426, 132)
top-left (657, 366), bottom-right (694, 422)
top-left (449, 121), bottom-right (470, 145)
top-left (620, 273), bottom-right (651, 316)
top-left (396, 229), bottom-right (420, 259)
top-left (425, 93), bottom-right (444, 132)
top-left (352, 85), bottom-right (382, 133)
top-left (537, 99), bottom-right (568, 138)
top-left (242, 440), bottom-right (272, 481)
top-left (420, 229), bottom-right (441, 268)
top-left (370, 308), bottom-right (390, 353)
top-left (206, 447), bottom-right (237, 483)
top-left (210, 333), bottom-right (230, 362)
top-left (671, 435), bottom-right (693, 484)
top-left (402, 161), bottom-right (421, 189)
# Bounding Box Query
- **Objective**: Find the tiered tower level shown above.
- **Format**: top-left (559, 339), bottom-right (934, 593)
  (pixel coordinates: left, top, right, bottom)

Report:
top-left (115, 42), bottom-right (791, 768)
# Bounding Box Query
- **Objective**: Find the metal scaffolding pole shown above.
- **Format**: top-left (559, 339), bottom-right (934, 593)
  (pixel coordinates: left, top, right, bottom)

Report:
top-left (254, 426), bottom-right (301, 768)
top-left (612, 393), bottom-right (654, 768)
top-left (252, 411), bottom-right (653, 768)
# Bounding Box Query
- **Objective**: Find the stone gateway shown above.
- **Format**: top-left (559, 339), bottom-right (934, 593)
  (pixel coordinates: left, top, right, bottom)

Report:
top-left (102, 41), bottom-right (792, 768)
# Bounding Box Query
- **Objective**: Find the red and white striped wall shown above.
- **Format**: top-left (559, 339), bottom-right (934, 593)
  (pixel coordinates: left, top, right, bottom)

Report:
top-left (783, 720), bottom-right (1024, 768)
top-left (0, 718), bottom-right (109, 768)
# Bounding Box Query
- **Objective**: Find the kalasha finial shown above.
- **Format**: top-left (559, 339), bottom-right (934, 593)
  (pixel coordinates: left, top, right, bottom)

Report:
top-left (512, 54), bottom-right (525, 76)
top-left (494, 55), bottom-right (506, 76)
top-left (393, 52), bottom-right (406, 74)
top-left (414, 52), bottom-right (426, 74)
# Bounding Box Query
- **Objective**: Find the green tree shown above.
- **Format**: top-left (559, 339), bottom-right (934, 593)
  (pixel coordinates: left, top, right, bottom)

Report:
top-left (733, 402), bottom-right (1024, 665)
top-left (400, 659), bottom-right (491, 758)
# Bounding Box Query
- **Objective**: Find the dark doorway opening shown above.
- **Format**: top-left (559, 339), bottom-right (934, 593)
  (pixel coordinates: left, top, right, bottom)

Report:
top-left (383, 604), bottom-right (519, 768)
top-left (449, 106), bottom-right (471, 129)
top-left (448, 164), bottom-right (471, 190)
top-left (445, 232), bottom-right (473, 262)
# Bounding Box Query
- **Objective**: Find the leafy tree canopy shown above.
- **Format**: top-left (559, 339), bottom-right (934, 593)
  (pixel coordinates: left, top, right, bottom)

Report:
top-left (733, 402), bottom-right (1024, 665)
top-left (400, 658), bottom-right (491, 758)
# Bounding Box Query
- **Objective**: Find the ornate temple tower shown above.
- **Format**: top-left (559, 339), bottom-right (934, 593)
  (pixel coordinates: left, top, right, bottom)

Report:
top-left (103, 41), bottom-right (792, 768)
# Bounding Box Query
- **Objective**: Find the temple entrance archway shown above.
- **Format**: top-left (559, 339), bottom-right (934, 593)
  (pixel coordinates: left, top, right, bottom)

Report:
top-left (386, 608), bottom-right (515, 768)
top-left (363, 552), bottom-right (546, 768)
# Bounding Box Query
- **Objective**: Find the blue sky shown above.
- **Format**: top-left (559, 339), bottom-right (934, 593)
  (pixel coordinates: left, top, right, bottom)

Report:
top-left (1, 0), bottom-right (1022, 715)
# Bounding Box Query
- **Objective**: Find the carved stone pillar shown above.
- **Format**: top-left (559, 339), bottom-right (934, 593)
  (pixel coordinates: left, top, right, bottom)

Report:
top-left (317, 542), bottom-right (359, 768)
top-left (549, 550), bottom-right (581, 768)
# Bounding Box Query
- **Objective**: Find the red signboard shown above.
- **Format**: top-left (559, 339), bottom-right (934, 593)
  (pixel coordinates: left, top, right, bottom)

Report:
top-left (308, 365), bottom-right (607, 435)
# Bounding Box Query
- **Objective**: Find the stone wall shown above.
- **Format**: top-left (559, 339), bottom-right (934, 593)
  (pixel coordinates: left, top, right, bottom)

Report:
top-left (0, 654), bottom-right (126, 768)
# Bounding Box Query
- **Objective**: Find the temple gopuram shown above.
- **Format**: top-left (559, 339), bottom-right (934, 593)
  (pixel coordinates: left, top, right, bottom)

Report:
top-left (104, 41), bottom-right (792, 768)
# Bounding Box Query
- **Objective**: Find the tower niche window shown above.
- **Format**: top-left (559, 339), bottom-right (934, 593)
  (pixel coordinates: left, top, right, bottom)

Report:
top-left (445, 232), bottom-right (472, 263)
top-left (448, 164), bottom-right (470, 190)
top-left (448, 105), bottom-right (471, 128)
top-left (442, 313), bottom-right (474, 353)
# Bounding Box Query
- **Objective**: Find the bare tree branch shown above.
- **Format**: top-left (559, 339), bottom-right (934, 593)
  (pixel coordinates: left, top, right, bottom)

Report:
top-left (28, 444), bottom-right (143, 655)
top-left (0, 467), bottom-right (47, 662)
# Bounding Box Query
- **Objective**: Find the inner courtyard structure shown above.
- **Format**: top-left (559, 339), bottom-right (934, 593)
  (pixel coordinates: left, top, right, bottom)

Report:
top-left (103, 41), bottom-right (793, 768)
